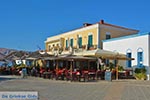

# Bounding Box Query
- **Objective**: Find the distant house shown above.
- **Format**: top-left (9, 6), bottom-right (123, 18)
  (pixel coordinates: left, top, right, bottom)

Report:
top-left (4, 51), bottom-right (29, 66)
top-left (15, 59), bottom-right (26, 65)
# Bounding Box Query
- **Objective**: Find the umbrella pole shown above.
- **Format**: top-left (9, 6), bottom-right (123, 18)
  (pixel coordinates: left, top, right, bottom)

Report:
top-left (116, 59), bottom-right (119, 80)
top-left (70, 60), bottom-right (73, 81)
top-left (88, 60), bottom-right (89, 71)
top-left (56, 60), bottom-right (58, 75)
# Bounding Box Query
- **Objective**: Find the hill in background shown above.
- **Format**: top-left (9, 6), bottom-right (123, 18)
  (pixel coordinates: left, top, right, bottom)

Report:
top-left (0, 48), bottom-right (31, 61)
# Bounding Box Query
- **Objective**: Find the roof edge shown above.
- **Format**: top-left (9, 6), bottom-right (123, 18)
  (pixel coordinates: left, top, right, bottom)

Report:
top-left (98, 20), bottom-right (139, 32)
top-left (102, 32), bottom-right (150, 42)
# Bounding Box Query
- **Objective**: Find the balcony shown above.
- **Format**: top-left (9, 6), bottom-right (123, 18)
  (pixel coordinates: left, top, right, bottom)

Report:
top-left (57, 44), bottom-right (98, 55)
top-left (46, 46), bottom-right (64, 55)
top-left (82, 45), bottom-right (86, 50)
top-left (65, 47), bottom-right (69, 51)
top-left (88, 45), bottom-right (97, 50)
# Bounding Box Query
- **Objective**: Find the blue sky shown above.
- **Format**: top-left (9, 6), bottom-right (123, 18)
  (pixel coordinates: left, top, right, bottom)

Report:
top-left (0, 0), bottom-right (149, 51)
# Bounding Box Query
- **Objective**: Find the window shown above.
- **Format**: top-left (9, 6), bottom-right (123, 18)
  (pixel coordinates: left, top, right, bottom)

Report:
top-left (78, 37), bottom-right (82, 48)
top-left (48, 45), bottom-right (51, 51)
top-left (126, 52), bottom-right (132, 67)
top-left (114, 60), bottom-right (117, 67)
top-left (26, 60), bottom-right (32, 66)
top-left (106, 32), bottom-right (111, 39)
top-left (46, 60), bottom-right (50, 68)
top-left (105, 59), bottom-right (109, 66)
top-left (66, 40), bottom-right (68, 48)
top-left (88, 35), bottom-right (93, 48)
top-left (70, 38), bottom-right (73, 47)
top-left (137, 51), bottom-right (143, 68)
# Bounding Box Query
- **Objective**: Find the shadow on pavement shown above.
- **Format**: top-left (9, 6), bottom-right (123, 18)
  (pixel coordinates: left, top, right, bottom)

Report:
top-left (0, 75), bottom-right (18, 82)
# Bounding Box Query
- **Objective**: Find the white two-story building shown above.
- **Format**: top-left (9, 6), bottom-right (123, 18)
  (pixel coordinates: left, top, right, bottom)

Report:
top-left (103, 32), bottom-right (150, 73)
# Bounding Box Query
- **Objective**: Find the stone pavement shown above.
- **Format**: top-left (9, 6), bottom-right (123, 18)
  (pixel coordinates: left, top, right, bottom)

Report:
top-left (0, 75), bottom-right (150, 100)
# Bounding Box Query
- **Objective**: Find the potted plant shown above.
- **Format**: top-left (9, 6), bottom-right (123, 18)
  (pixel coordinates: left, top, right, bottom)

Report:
top-left (134, 67), bottom-right (147, 80)
top-left (118, 65), bottom-right (124, 72)
top-left (82, 45), bottom-right (86, 49)
top-left (109, 62), bottom-right (115, 71)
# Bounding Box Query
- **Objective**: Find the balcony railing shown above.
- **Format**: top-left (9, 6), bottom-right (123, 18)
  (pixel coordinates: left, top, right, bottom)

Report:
top-left (55, 44), bottom-right (98, 53)
top-left (65, 47), bottom-right (69, 51)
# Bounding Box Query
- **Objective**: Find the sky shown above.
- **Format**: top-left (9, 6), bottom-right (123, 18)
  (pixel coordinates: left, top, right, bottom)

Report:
top-left (0, 0), bottom-right (149, 51)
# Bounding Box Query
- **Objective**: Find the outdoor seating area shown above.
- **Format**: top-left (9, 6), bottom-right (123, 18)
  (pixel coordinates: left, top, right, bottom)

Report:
top-left (23, 54), bottom-right (134, 82)
top-left (0, 60), bottom-right (135, 82)
top-left (0, 49), bottom-right (136, 82)
top-left (31, 68), bottom-right (108, 82)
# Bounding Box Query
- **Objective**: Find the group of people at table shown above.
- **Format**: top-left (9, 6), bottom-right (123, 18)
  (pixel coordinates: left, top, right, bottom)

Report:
top-left (38, 67), bottom-right (104, 82)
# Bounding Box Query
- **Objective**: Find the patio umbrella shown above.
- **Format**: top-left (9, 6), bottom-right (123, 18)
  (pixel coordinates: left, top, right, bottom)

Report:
top-left (75, 49), bottom-right (134, 80)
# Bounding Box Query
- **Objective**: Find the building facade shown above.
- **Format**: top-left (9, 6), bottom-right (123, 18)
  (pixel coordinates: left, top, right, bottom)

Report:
top-left (45, 20), bottom-right (138, 55)
top-left (103, 32), bottom-right (150, 70)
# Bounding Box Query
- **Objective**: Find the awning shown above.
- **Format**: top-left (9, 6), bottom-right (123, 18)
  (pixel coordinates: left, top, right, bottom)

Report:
top-left (55, 54), bottom-right (96, 61)
top-left (42, 56), bottom-right (58, 60)
top-left (75, 49), bottom-right (134, 60)
top-left (26, 57), bottom-right (38, 60)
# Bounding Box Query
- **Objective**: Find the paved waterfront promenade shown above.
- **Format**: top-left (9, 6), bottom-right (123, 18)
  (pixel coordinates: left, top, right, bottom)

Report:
top-left (0, 75), bottom-right (150, 100)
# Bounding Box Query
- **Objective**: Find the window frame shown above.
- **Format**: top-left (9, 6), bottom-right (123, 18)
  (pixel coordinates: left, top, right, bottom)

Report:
top-left (126, 52), bottom-right (132, 68)
top-left (88, 34), bottom-right (93, 48)
top-left (66, 39), bottom-right (68, 48)
top-left (70, 38), bottom-right (73, 47)
top-left (78, 37), bottom-right (82, 48)
top-left (106, 32), bottom-right (111, 39)
top-left (137, 51), bottom-right (143, 68)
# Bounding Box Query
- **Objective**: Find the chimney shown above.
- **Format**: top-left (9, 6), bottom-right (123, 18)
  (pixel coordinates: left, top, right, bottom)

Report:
top-left (83, 23), bottom-right (92, 27)
top-left (100, 20), bottom-right (104, 24)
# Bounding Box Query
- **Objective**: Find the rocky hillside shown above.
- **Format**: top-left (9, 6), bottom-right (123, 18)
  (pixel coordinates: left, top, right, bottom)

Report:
top-left (0, 48), bottom-right (30, 61)
top-left (0, 48), bottom-right (48, 61)
top-left (0, 48), bottom-right (16, 60)
top-left (0, 48), bottom-right (16, 55)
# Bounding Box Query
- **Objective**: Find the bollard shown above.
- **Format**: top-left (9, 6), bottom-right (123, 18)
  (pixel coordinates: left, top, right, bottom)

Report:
top-left (21, 71), bottom-right (24, 78)
top-left (147, 74), bottom-right (149, 81)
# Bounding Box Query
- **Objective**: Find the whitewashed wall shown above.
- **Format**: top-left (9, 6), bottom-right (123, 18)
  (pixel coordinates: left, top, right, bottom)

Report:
top-left (149, 35), bottom-right (150, 67)
top-left (103, 34), bottom-right (149, 68)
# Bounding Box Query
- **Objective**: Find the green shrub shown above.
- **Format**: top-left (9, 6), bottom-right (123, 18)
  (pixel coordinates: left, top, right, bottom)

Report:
top-left (134, 68), bottom-right (146, 74)
top-left (134, 73), bottom-right (147, 80)
top-left (109, 62), bottom-right (115, 70)
top-left (134, 68), bottom-right (141, 73)
top-left (141, 68), bottom-right (146, 73)
top-left (118, 65), bottom-right (124, 71)
top-left (134, 67), bottom-right (147, 80)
